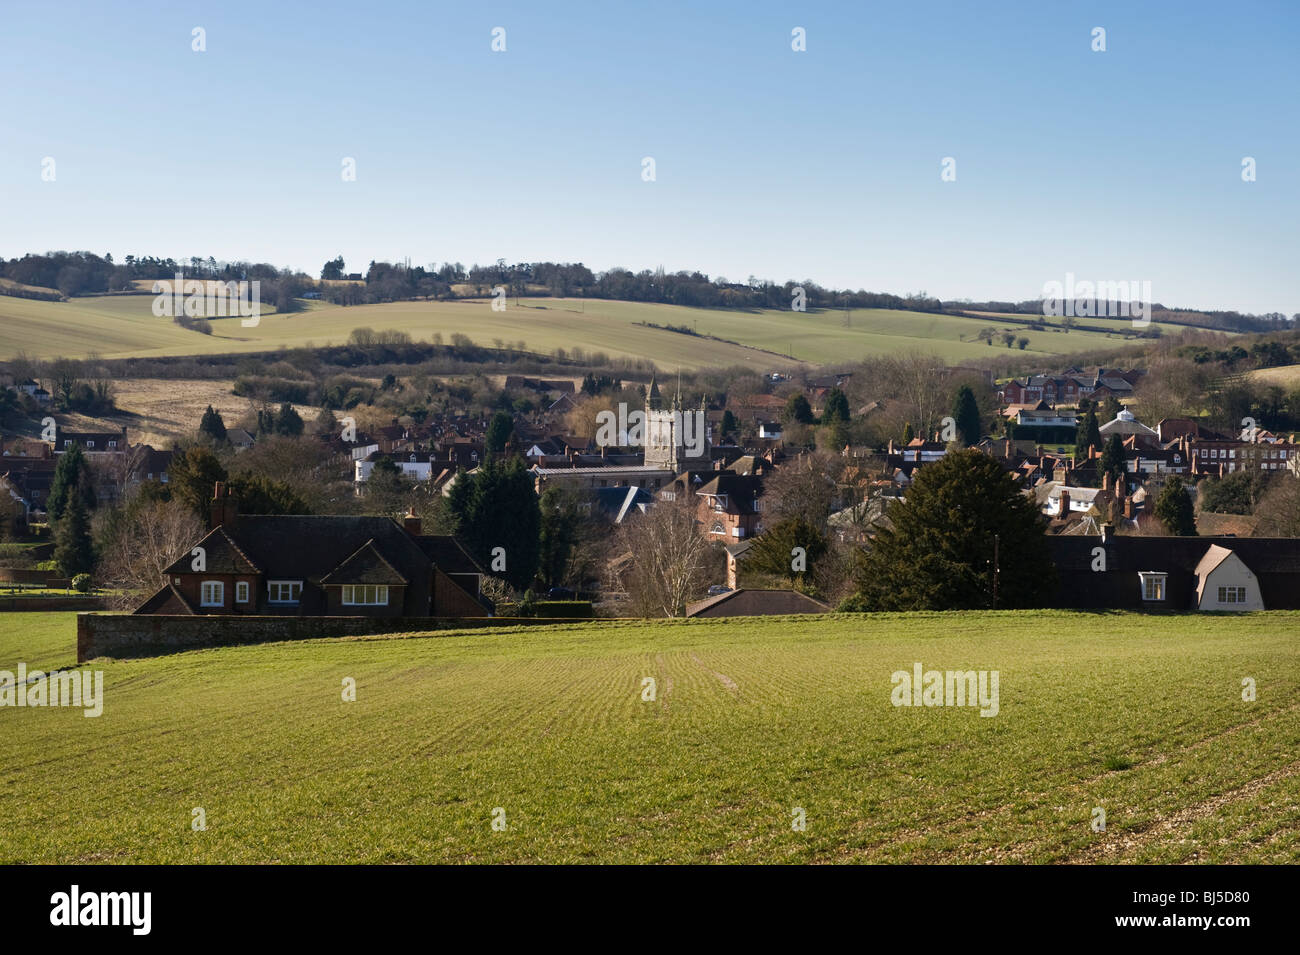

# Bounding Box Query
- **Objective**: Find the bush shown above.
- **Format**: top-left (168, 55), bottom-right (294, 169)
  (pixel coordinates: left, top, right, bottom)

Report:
top-left (530, 600), bottom-right (594, 618)
top-left (71, 573), bottom-right (92, 593)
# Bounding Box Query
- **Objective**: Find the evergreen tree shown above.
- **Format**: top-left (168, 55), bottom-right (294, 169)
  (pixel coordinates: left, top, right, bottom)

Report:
top-left (784, 393), bottom-right (814, 424)
top-left (951, 385), bottom-right (981, 447)
top-left (844, 449), bottom-right (1055, 610)
top-left (537, 486), bottom-right (581, 589)
top-left (745, 516), bottom-right (830, 593)
top-left (1075, 408), bottom-right (1101, 454)
top-left (485, 411), bottom-right (514, 454)
top-left (168, 446), bottom-right (228, 518)
top-left (199, 405), bottom-right (227, 442)
top-left (822, 388), bottom-right (850, 424)
top-left (721, 409), bottom-right (737, 437)
top-left (54, 486), bottom-right (95, 577)
top-left (447, 456), bottom-right (540, 590)
top-left (902, 422), bottom-right (915, 444)
top-left (1099, 433), bottom-right (1126, 489)
top-left (274, 403), bottom-right (304, 436)
top-left (1154, 476), bottom-right (1197, 536)
top-left (47, 445), bottom-right (95, 521)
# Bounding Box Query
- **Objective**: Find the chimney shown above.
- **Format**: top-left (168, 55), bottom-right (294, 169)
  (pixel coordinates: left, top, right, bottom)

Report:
top-left (1102, 472), bottom-right (1110, 491)
top-left (1058, 489), bottom-right (1070, 516)
top-left (403, 507), bottom-right (421, 537)
top-left (1123, 496), bottom-right (1134, 520)
top-left (209, 481), bottom-right (237, 530)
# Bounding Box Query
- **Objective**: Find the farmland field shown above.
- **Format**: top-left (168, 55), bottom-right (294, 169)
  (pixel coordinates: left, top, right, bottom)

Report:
top-left (0, 293), bottom-right (1161, 368)
top-left (1, 610), bottom-right (1296, 864)
top-left (1247, 363), bottom-right (1300, 389)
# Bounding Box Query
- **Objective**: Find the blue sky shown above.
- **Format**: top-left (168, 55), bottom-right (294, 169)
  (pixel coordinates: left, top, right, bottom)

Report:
top-left (1, 0), bottom-right (1296, 312)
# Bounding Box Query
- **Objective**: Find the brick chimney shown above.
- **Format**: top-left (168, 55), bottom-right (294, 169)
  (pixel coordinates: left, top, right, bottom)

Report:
top-left (1102, 472), bottom-right (1110, 491)
top-left (403, 507), bottom-right (421, 537)
top-left (1058, 488), bottom-right (1071, 516)
top-left (1123, 496), bottom-right (1134, 520)
top-left (209, 481), bottom-right (237, 530)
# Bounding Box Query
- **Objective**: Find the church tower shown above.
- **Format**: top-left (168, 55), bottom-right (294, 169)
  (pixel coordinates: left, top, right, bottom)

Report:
top-left (643, 376), bottom-right (710, 471)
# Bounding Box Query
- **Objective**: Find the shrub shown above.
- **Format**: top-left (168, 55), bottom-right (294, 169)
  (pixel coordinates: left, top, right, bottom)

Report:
top-left (71, 573), bottom-right (92, 593)
top-left (530, 600), bottom-right (594, 619)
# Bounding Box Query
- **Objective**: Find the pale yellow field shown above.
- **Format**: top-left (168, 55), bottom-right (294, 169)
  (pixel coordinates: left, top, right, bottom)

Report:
top-left (0, 293), bottom-right (1154, 369)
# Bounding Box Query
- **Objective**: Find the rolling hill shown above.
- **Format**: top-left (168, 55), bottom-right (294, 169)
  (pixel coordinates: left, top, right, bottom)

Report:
top-left (0, 293), bottom-right (1164, 369)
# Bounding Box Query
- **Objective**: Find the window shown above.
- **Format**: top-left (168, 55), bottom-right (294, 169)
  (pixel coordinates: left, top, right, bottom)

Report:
top-left (342, 585), bottom-right (389, 605)
top-left (201, 581), bottom-right (224, 607)
top-left (1217, 586), bottom-right (1247, 604)
top-left (1139, 572), bottom-right (1167, 602)
top-left (86, 440), bottom-right (95, 449)
top-left (268, 580), bottom-right (302, 603)
top-left (235, 581), bottom-right (249, 604)
top-left (107, 440), bottom-right (117, 449)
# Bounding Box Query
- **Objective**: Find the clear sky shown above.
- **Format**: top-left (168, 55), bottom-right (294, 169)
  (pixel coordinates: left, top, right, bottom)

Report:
top-left (1, 0), bottom-right (1296, 313)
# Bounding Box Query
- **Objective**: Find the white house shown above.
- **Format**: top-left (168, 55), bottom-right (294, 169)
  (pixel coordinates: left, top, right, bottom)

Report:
top-left (1192, 545), bottom-right (1265, 612)
top-left (355, 451), bottom-right (434, 484)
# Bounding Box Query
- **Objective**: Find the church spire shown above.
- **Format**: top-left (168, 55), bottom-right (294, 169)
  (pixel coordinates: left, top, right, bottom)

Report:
top-left (647, 375), bottom-right (663, 410)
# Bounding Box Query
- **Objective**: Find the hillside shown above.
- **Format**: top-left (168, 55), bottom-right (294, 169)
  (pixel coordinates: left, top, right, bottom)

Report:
top-left (2, 611), bottom-right (1296, 864)
top-left (0, 294), bottom-right (1162, 369)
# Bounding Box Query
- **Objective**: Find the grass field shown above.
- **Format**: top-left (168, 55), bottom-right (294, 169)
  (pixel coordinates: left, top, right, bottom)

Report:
top-left (1, 610), bottom-right (1296, 864)
top-left (0, 293), bottom-right (1162, 368)
top-left (1247, 363), bottom-right (1300, 389)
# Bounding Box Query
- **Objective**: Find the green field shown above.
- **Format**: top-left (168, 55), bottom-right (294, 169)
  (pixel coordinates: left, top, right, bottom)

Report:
top-left (0, 293), bottom-right (1162, 369)
top-left (1, 610), bottom-right (1296, 864)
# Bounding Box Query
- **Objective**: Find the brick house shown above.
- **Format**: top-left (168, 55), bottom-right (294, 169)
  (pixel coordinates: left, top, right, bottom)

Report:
top-left (695, 472), bottom-right (764, 540)
top-left (135, 483), bottom-right (485, 617)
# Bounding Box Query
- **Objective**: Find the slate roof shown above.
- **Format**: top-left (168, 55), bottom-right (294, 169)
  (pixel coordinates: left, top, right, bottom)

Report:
top-left (411, 534), bottom-right (484, 576)
top-left (163, 526), bottom-right (261, 576)
top-left (685, 588), bottom-right (830, 617)
top-left (319, 539), bottom-right (408, 585)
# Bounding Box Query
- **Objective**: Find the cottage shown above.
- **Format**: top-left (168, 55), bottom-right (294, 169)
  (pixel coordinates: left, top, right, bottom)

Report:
top-left (135, 483), bottom-right (484, 617)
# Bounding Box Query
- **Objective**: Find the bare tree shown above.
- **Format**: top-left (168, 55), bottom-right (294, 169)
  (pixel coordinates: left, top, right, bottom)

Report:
top-left (1254, 474), bottom-right (1300, 537)
top-left (98, 498), bottom-right (205, 610)
top-left (617, 496), bottom-right (715, 617)
top-left (869, 351), bottom-right (951, 441)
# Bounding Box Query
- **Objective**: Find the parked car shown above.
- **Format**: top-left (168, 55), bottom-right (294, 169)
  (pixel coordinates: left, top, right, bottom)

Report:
top-left (706, 585), bottom-right (732, 596)
top-left (546, 587), bottom-right (576, 600)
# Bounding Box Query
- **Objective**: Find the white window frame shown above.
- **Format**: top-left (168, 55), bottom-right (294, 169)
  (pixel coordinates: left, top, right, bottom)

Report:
top-left (268, 580), bottom-right (302, 604)
top-left (341, 584), bottom-right (389, 606)
top-left (200, 581), bottom-right (224, 607)
top-left (1139, 572), bottom-right (1167, 602)
top-left (235, 581), bottom-right (250, 604)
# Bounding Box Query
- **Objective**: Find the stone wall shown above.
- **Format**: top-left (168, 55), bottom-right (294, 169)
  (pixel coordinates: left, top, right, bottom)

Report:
top-left (76, 613), bottom-right (584, 662)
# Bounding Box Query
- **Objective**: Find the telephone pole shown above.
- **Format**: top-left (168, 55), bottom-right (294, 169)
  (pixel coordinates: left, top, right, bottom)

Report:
top-left (992, 533), bottom-right (1000, 609)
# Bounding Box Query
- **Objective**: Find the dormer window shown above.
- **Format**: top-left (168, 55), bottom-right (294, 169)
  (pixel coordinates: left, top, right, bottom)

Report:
top-left (1138, 572), bottom-right (1167, 602)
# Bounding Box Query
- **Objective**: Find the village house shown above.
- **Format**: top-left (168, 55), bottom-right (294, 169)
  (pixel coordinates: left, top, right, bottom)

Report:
top-left (694, 471), bottom-right (764, 541)
top-left (135, 483), bottom-right (485, 618)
